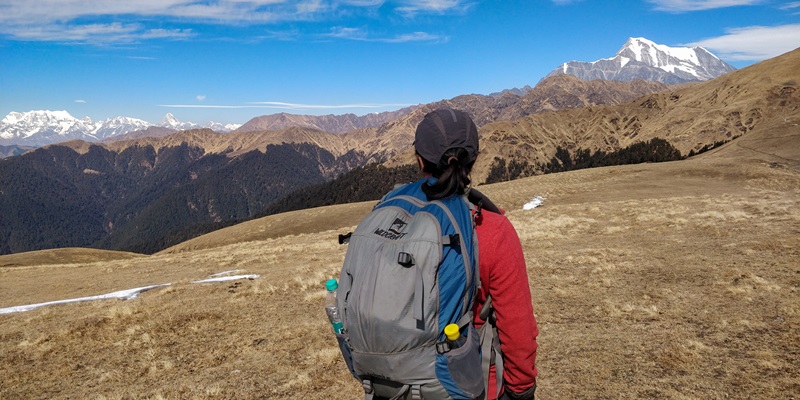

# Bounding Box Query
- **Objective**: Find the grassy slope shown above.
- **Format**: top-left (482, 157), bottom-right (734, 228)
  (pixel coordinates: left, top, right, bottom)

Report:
top-left (1, 137), bottom-right (798, 398)
top-left (0, 248), bottom-right (144, 268)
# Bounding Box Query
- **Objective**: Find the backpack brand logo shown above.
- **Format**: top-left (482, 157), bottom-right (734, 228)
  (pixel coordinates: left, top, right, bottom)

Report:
top-left (374, 218), bottom-right (408, 240)
top-left (389, 218), bottom-right (407, 235)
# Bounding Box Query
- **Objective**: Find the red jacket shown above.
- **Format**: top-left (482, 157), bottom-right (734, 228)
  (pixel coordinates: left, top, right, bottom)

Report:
top-left (472, 209), bottom-right (538, 399)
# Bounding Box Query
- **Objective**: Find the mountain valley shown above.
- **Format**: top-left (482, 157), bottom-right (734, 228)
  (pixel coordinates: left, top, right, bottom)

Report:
top-left (0, 44), bottom-right (797, 257)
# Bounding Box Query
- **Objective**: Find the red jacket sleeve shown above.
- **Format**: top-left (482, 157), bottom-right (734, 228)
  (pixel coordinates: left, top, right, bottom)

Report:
top-left (473, 211), bottom-right (539, 394)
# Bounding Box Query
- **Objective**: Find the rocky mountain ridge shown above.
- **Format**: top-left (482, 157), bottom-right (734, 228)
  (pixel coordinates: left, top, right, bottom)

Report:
top-left (234, 108), bottom-right (417, 134)
top-left (473, 47), bottom-right (798, 183)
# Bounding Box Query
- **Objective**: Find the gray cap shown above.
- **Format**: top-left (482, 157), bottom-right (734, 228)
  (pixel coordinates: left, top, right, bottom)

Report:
top-left (414, 108), bottom-right (479, 164)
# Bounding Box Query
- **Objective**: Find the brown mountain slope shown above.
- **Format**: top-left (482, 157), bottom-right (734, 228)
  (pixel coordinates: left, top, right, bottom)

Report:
top-left (351, 76), bottom-right (672, 164)
top-left (41, 139), bottom-right (97, 155)
top-left (224, 127), bottom-right (358, 157)
top-left (471, 47), bottom-right (800, 182)
top-left (235, 108), bottom-right (416, 134)
top-left (102, 126), bottom-right (358, 158)
top-left (156, 102), bottom-right (800, 256)
top-left (697, 103), bottom-right (800, 169)
top-left (101, 126), bottom-right (178, 143)
top-left (89, 77), bottom-right (673, 165)
top-left (158, 201), bottom-right (377, 254)
top-left (103, 128), bottom-right (225, 154)
top-left (494, 75), bottom-right (670, 120)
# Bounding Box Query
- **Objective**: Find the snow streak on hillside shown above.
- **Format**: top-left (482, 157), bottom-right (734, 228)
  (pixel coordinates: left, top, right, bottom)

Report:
top-left (0, 271), bottom-right (259, 314)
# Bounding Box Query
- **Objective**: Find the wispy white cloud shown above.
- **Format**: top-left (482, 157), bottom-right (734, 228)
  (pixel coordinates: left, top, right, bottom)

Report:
top-left (342, 0), bottom-right (386, 5)
top-left (196, 95), bottom-right (207, 101)
top-left (384, 31), bottom-right (445, 43)
top-left (327, 26), bottom-right (370, 40)
top-left (648, 0), bottom-right (763, 12)
top-left (75, 100), bottom-right (87, 103)
top-left (685, 24), bottom-right (800, 61)
top-left (4, 21), bottom-right (193, 44)
top-left (0, 1), bottom-right (466, 44)
top-left (160, 104), bottom-right (258, 109)
top-left (395, 0), bottom-right (474, 16)
top-left (256, 29), bottom-right (303, 41)
top-left (326, 26), bottom-right (446, 42)
top-left (781, 1), bottom-right (800, 14)
top-left (248, 101), bottom-right (412, 109)
top-left (551, 0), bottom-right (583, 5)
top-left (160, 101), bottom-right (412, 110)
top-left (0, 1), bottom-right (288, 25)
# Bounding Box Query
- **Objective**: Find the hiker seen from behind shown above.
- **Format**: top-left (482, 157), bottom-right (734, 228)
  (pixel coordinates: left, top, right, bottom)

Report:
top-left (329, 108), bottom-right (539, 400)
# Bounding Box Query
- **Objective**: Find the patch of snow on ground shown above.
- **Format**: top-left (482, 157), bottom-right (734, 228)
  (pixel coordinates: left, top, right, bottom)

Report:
top-left (0, 272), bottom-right (261, 315)
top-left (209, 270), bottom-right (241, 277)
top-left (0, 284), bottom-right (171, 315)
top-left (523, 196), bottom-right (546, 210)
top-left (193, 274), bottom-right (260, 283)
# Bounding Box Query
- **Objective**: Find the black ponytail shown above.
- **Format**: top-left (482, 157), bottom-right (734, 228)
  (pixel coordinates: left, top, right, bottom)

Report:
top-left (419, 147), bottom-right (474, 200)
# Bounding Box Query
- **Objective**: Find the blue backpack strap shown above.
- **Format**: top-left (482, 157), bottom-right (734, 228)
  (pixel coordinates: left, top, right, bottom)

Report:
top-left (380, 178), bottom-right (478, 327)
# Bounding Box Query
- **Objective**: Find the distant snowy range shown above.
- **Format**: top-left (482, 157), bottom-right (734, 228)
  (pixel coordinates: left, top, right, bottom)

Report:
top-left (0, 110), bottom-right (241, 147)
top-left (3, 38), bottom-right (735, 150)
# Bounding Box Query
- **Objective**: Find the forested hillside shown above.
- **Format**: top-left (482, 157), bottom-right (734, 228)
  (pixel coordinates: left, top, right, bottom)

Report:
top-left (0, 142), bottom-right (364, 254)
top-left (261, 163), bottom-right (419, 216)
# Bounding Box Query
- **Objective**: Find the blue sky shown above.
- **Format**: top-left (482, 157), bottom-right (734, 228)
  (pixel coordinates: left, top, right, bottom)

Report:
top-left (1, 0), bottom-right (798, 125)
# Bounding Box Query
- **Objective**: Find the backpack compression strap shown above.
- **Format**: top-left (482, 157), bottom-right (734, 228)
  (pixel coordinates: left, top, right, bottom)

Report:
top-left (479, 295), bottom-right (504, 399)
top-left (362, 379), bottom-right (422, 400)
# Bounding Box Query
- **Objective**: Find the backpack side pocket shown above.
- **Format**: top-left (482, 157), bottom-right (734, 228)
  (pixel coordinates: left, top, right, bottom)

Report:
top-left (335, 333), bottom-right (358, 380)
top-left (436, 325), bottom-right (484, 398)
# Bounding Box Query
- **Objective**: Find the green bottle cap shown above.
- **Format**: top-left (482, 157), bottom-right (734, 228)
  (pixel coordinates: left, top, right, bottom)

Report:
top-left (325, 279), bottom-right (338, 291)
top-left (444, 324), bottom-right (460, 341)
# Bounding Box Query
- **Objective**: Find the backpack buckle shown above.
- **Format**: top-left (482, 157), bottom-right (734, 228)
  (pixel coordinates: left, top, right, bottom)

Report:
top-left (397, 252), bottom-right (415, 267)
top-left (436, 341), bottom-right (451, 354)
top-left (411, 385), bottom-right (422, 400)
top-left (362, 379), bottom-right (374, 394)
top-left (443, 234), bottom-right (460, 249)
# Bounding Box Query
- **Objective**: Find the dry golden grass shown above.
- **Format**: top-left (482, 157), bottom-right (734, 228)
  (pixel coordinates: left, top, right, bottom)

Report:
top-left (0, 248), bottom-right (145, 268)
top-left (1, 135), bottom-right (799, 399)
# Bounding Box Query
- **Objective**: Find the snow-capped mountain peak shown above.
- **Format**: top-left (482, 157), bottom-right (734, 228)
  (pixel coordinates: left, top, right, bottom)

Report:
top-left (2, 110), bottom-right (77, 126)
top-left (545, 37), bottom-right (736, 85)
top-left (160, 113), bottom-right (181, 128)
top-left (0, 110), bottom-right (94, 143)
top-left (621, 37), bottom-right (697, 66)
top-left (94, 116), bottom-right (151, 139)
top-left (159, 113), bottom-right (200, 130)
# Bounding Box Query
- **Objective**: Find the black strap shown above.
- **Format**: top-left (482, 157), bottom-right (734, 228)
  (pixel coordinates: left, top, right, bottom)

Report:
top-left (479, 295), bottom-right (494, 321)
top-left (447, 234), bottom-right (460, 248)
top-left (468, 188), bottom-right (501, 215)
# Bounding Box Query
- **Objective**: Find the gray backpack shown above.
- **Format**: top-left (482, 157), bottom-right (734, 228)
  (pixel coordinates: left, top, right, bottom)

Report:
top-left (334, 178), bottom-right (485, 399)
